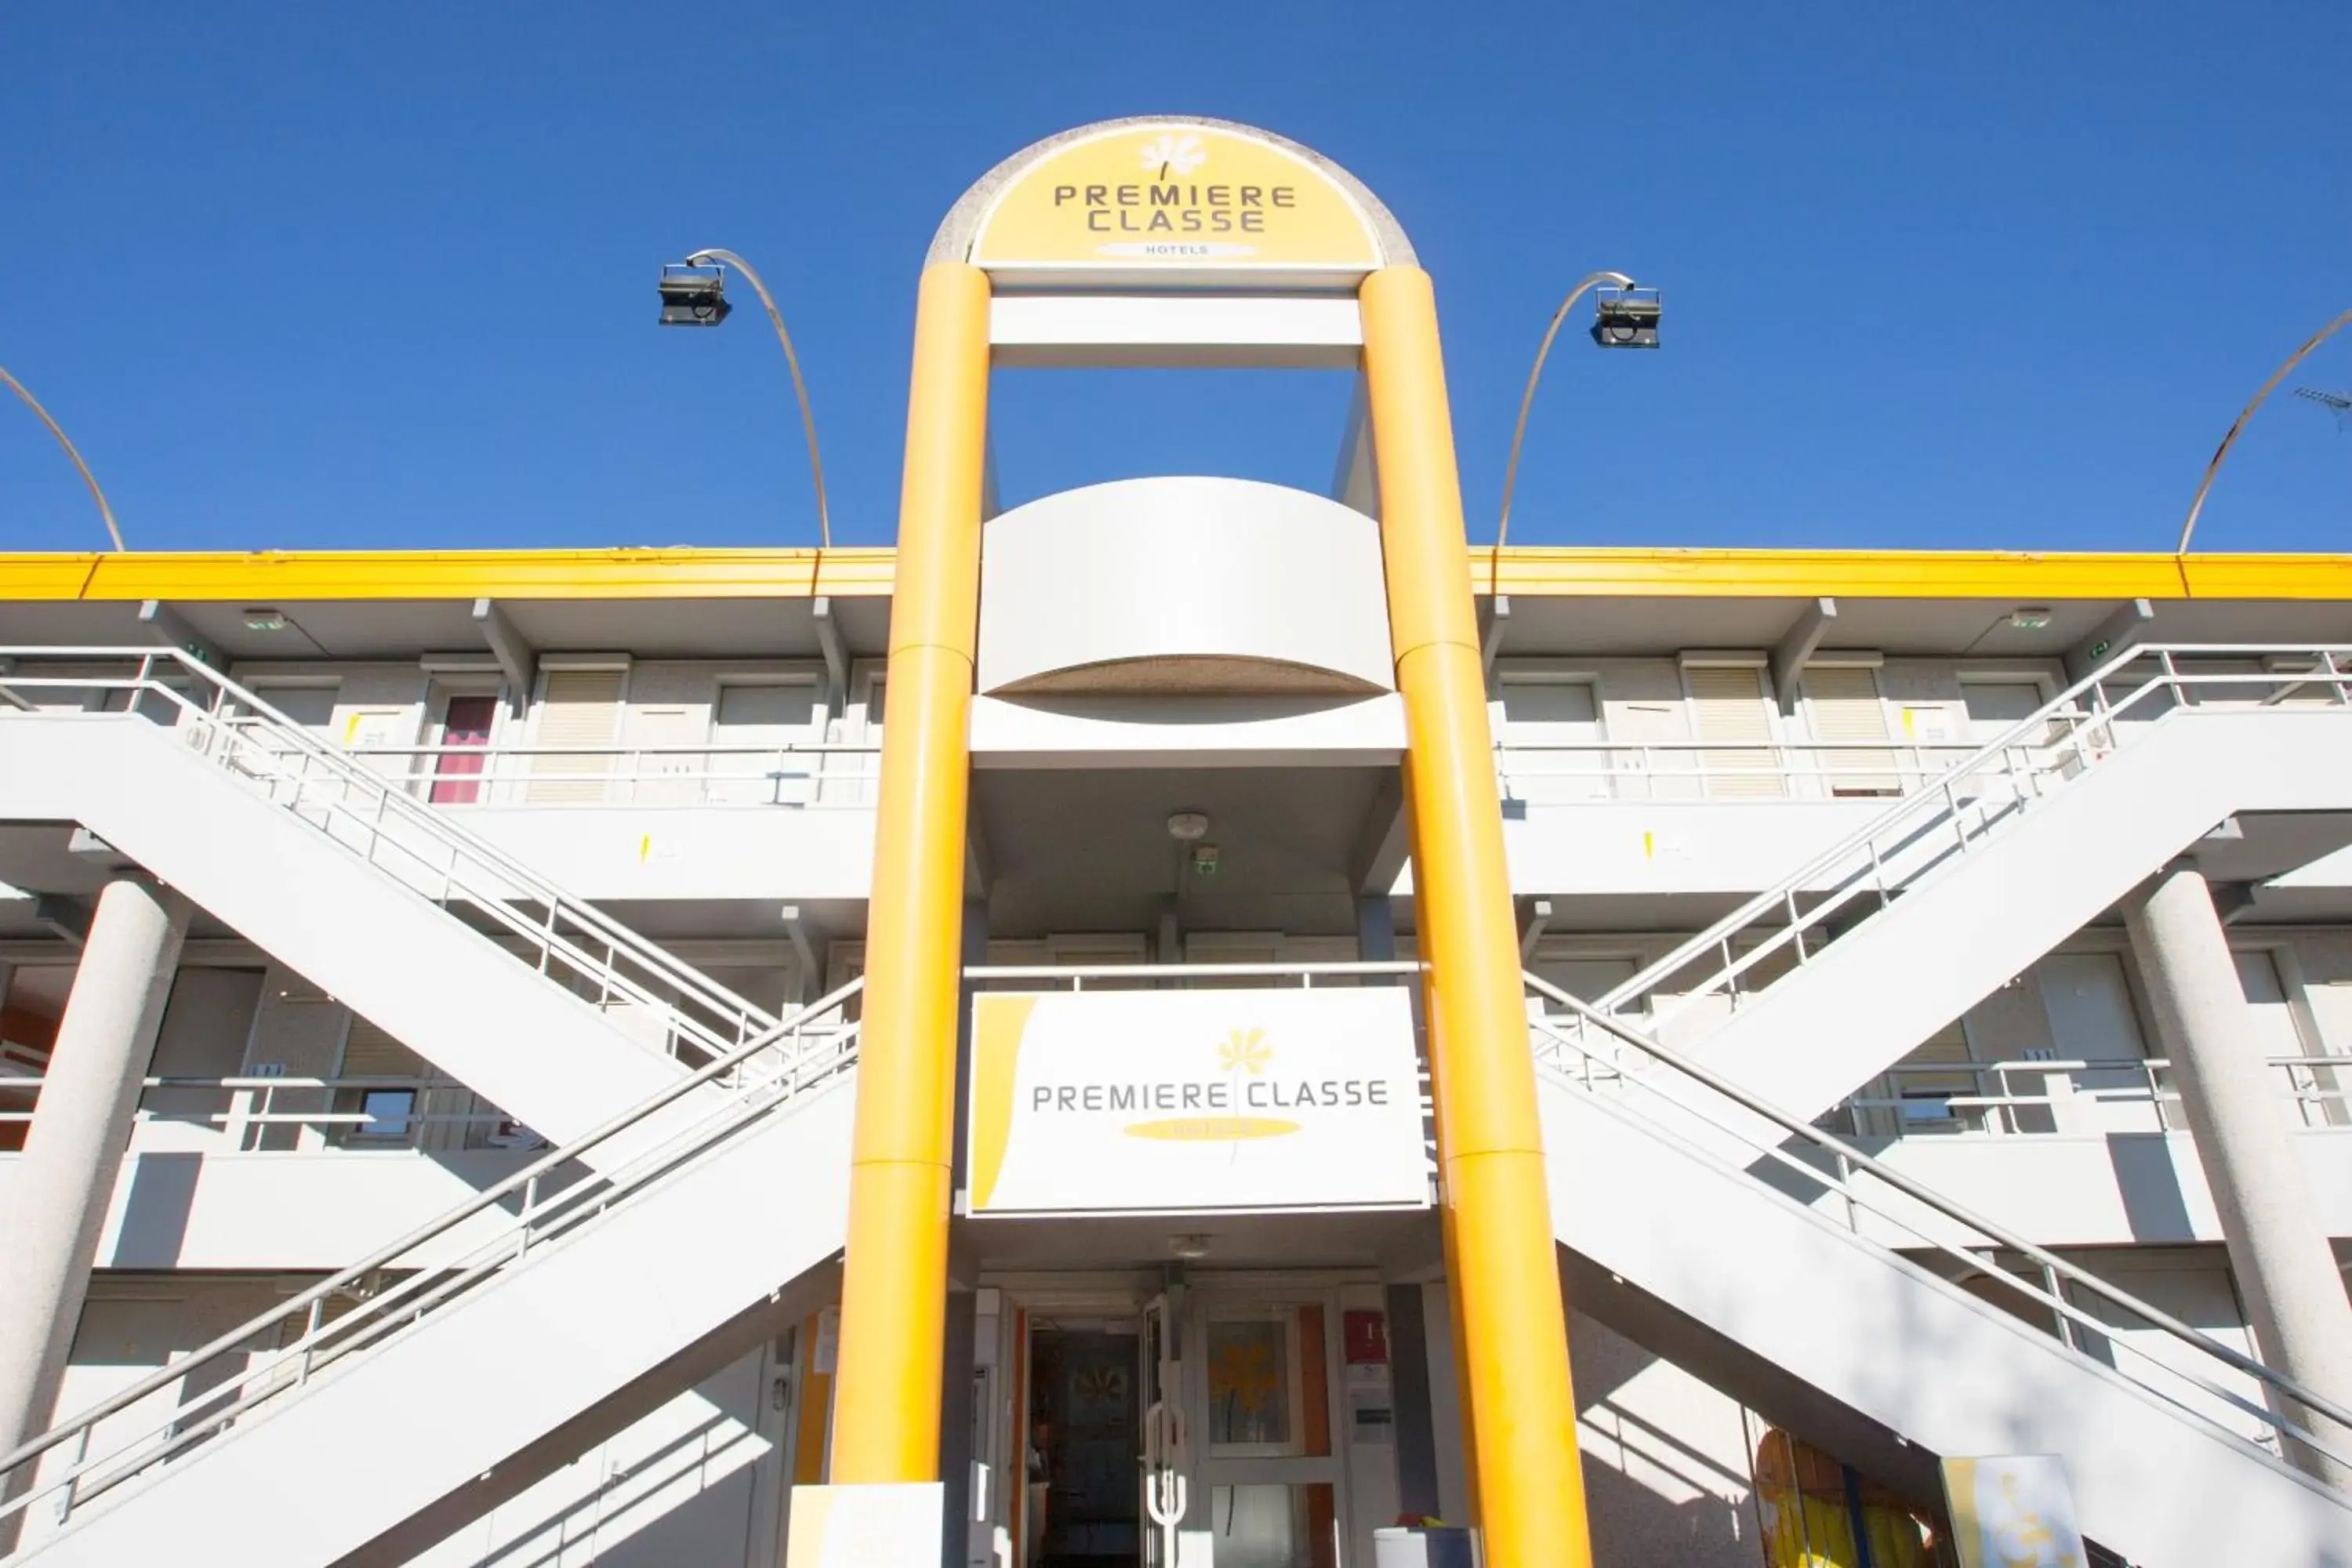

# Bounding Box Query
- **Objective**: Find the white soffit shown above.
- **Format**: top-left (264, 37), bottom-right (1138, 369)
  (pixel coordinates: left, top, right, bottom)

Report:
top-left (989, 294), bottom-right (1363, 369)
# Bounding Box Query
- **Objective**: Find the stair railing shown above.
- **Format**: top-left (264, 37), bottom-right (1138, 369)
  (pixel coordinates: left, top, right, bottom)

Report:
top-left (0, 978), bottom-right (863, 1541)
top-left (0, 648), bottom-right (784, 1067)
top-left (1577, 644), bottom-right (2352, 1046)
top-left (1525, 968), bottom-right (2352, 1482)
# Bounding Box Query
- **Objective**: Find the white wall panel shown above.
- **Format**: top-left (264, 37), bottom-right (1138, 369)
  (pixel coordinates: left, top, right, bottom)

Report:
top-left (978, 477), bottom-right (1393, 696)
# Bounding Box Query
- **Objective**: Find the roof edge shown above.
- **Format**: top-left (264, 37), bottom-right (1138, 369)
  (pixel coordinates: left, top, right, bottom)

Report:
top-left (5, 545), bottom-right (2350, 604)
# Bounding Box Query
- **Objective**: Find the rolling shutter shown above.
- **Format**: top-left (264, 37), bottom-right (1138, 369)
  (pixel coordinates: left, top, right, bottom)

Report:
top-left (1500, 680), bottom-right (1606, 802)
top-left (339, 1011), bottom-right (425, 1078)
top-left (1802, 666), bottom-right (1900, 796)
top-left (1686, 666), bottom-right (1784, 799)
top-left (711, 682), bottom-right (817, 804)
top-left (527, 670), bottom-right (624, 803)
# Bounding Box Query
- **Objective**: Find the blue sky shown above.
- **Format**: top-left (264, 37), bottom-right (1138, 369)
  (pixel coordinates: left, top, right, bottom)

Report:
top-left (2, 2), bottom-right (2347, 556)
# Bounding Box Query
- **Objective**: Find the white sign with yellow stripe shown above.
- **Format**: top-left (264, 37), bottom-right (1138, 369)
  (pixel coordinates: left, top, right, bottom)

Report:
top-left (966, 988), bottom-right (1428, 1215)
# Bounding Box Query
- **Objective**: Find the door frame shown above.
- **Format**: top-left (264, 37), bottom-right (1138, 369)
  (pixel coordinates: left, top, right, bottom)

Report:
top-left (991, 1272), bottom-right (1360, 1568)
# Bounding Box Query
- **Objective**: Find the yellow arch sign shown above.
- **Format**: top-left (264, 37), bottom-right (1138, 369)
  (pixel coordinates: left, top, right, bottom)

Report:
top-left (968, 122), bottom-right (1385, 287)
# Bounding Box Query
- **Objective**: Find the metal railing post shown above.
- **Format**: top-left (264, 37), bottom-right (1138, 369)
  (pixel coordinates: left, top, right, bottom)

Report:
top-left (296, 1298), bottom-right (325, 1386)
top-left (2042, 1262), bottom-right (2078, 1350)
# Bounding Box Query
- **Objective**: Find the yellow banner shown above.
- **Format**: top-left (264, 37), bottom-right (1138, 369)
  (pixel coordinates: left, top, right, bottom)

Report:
top-left (970, 123), bottom-right (1383, 284)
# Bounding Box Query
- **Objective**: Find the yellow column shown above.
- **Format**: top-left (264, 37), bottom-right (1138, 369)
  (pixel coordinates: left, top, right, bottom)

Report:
top-left (1359, 265), bottom-right (1592, 1568)
top-left (827, 262), bottom-right (993, 1483)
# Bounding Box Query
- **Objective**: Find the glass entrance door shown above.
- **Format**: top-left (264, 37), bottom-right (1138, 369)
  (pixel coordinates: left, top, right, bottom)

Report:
top-left (1030, 1320), bottom-right (1145, 1566)
top-left (1011, 1289), bottom-right (1348, 1568)
top-left (1186, 1296), bottom-right (1345, 1568)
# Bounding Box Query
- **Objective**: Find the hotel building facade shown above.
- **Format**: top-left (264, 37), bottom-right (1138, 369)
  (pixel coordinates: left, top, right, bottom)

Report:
top-left (2, 118), bottom-right (2350, 1568)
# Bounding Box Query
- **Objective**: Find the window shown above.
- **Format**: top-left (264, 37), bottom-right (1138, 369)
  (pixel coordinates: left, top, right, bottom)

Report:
top-left (1800, 665), bottom-right (1900, 797)
top-left (245, 684), bottom-right (339, 732)
top-left (336, 1011), bottom-right (432, 1148)
top-left (710, 681), bottom-right (819, 804)
top-left (1898, 1089), bottom-right (1958, 1125)
top-left (526, 668), bottom-right (626, 804)
top-left (1497, 677), bottom-right (1606, 802)
top-left (1959, 679), bottom-right (2046, 742)
top-left (1683, 664), bottom-right (1785, 799)
top-left (355, 1088), bottom-right (416, 1140)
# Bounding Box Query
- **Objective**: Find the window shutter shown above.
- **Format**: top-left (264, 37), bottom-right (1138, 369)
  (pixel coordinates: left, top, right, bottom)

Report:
top-left (712, 682), bottom-right (817, 803)
top-left (1802, 666), bottom-right (1900, 795)
top-left (1686, 666), bottom-right (1784, 798)
top-left (527, 670), bottom-right (624, 802)
top-left (340, 1012), bottom-right (425, 1079)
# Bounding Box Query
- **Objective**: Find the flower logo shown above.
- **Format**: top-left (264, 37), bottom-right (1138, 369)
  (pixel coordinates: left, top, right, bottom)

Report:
top-left (1216, 1029), bottom-right (1272, 1076)
top-left (1138, 132), bottom-right (1207, 178)
top-left (1208, 1337), bottom-right (1278, 1413)
top-left (1074, 1363), bottom-right (1127, 1406)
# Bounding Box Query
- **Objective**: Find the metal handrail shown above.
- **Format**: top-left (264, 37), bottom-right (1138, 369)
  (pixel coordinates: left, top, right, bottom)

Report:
top-left (0, 977), bottom-right (865, 1528)
top-left (0, 648), bottom-right (782, 1058)
top-left (1586, 644), bottom-right (2352, 1023)
top-left (1841, 1053), bottom-right (2352, 1135)
top-left (1523, 969), bottom-right (2352, 1463)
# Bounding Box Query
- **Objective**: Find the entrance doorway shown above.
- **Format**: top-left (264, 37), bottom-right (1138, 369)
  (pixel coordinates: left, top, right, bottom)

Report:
top-left (429, 693), bottom-right (499, 804)
top-left (1014, 1289), bottom-right (1347, 1568)
top-left (1029, 1323), bottom-right (1144, 1566)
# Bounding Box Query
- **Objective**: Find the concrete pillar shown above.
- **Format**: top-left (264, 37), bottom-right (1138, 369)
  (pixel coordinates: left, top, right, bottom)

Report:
top-left (2124, 864), bottom-right (2352, 1484)
top-left (1385, 1283), bottom-right (1444, 1520)
top-left (1356, 893), bottom-right (1398, 975)
top-left (0, 879), bottom-right (189, 1519)
top-left (935, 1288), bottom-right (977, 1568)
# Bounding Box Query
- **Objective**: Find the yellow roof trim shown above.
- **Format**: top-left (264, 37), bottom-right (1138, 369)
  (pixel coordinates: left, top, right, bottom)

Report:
top-left (3, 545), bottom-right (2350, 604)
top-left (0, 548), bottom-right (896, 602)
top-left (1483, 547), bottom-right (2199, 599)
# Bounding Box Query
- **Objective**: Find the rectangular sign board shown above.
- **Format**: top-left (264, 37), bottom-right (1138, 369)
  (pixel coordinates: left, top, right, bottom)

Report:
top-left (1941, 1455), bottom-right (2087, 1568)
top-left (966, 987), bottom-right (1428, 1215)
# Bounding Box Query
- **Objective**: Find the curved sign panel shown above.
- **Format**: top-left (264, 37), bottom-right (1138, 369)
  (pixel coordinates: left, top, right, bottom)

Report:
top-left (967, 988), bottom-right (1428, 1215)
top-left (970, 122), bottom-right (1385, 289)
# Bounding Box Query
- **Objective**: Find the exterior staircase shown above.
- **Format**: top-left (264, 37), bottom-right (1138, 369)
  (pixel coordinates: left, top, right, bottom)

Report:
top-left (1530, 972), bottom-right (2352, 1568)
top-left (1563, 647), bottom-right (2352, 1122)
top-left (0, 988), bottom-right (861, 1566)
top-left (0, 648), bottom-right (792, 1157)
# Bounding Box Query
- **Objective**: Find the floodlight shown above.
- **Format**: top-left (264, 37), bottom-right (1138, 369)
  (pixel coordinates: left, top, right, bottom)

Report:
top-left (658, 264), bottom-right (731, 327)
top-left (1591, 288), bottom-right (1662, 349)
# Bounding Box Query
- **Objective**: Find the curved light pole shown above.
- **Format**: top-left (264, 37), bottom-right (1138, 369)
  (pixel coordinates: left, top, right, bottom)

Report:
top-left (1493, 270), bottom-right (1649, 592)
top-left (662, 247), bottom-right (833, 550)
top-left (1, 365), bottom-right (123, 551)
top-left (2177, 306), bottom-right (2352, 553)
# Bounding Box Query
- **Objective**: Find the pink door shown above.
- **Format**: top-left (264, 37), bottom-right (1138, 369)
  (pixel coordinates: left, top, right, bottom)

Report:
top-left (429, 695), bottom-right (499, 804)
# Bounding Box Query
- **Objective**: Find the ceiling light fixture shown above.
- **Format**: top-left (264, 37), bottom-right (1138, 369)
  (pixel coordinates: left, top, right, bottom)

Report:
top-left (1168, 1232), bottom-right (1211, 1261)
top-left (2007, 607), bottom-right (2054, 631)
top-left (241, 608), bottom-right (289, 633)
top-left (1167, 811), bottom-right (1210, 841)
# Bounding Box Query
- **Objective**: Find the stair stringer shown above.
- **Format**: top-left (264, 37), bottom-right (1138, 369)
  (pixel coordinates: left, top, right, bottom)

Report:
top-left (9, 1076), bottom-right (855, 1568)
top-left (0, 717), bottom-right (722, 1154)
top-left (1541, 1076), bottom-right (2352, 1567)
top-left (1682, 710), bottom-right (2352, 1122)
